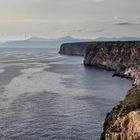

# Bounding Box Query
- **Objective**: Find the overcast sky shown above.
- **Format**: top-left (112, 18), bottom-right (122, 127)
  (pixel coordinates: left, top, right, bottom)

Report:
top-left (0, 0), bottom-right (140, 40)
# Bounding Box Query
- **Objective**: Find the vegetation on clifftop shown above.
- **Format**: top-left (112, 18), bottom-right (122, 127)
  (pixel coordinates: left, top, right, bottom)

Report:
top-left (101, 86), bottom-right (140, 139)
top-left (110, 86), bottom-right (140, 117)
top-left (119, 86), bottom-right (140, 116)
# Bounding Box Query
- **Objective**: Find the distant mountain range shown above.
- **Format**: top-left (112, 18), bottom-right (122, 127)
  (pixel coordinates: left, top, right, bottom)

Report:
top-left (93, 37), bottom-right (140, 41)
top-left (0, 36), bottom-right (140, 48)
top-left (0, 36), bottom-right (92, 48)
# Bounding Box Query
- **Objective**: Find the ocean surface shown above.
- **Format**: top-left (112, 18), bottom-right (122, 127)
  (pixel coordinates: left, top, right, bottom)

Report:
top-left (0, 48), bottom-right (132, 140)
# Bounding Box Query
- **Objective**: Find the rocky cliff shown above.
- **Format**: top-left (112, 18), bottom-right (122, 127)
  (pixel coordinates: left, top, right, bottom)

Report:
top-left (84, 42), bottom-right (140, 68)
top-left (59, 42), bottom-right (93, 56)
top-left (59, 41), bottom-right (140, 85)
top-left (83, 41), bottom-right (140, 140)
top-left (59, 41), bottom-right (140, 139)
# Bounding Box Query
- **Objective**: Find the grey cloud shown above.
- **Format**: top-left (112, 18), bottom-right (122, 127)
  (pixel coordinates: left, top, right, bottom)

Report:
top-left (114, 16), bottom-right (125, 20)
top-left (62, 28), bottom-right (104, 34)
top-left (114, 22), bottom-right (132, 26)
top-left (114, 22), bottom-right (140, 26)
top-left (95, 0), bottom-right (105, 2)
top-left (93, 28), bottom-right (104, 32)
top-left (134, 16), bottom-right (140, 20)
top-left (0, 0), bottom-right (140, 40)
top-left (71, 29), bottom-right (83, 33)
top-left (62, 29), bottom-right (83, 34)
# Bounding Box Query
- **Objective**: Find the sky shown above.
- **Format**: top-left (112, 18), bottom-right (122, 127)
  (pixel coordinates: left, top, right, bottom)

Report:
top-left (0, 0), bottom-right (140, 40)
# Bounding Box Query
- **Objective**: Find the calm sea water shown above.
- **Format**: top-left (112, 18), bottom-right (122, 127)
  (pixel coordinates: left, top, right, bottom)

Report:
top-left (0, 48), bottom-right (132, 140)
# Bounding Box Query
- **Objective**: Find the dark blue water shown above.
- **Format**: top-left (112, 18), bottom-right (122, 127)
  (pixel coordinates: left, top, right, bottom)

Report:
top-left (0, 48), bottom-right (132, 140)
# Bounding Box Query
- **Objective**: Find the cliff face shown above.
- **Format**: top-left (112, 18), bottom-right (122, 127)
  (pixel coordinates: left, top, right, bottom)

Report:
top-left (82, 41), bottom-right (140, 86)
top-left (82, 42), bottom-right (140, 139)
top-left (59, 42), bottom-right (94, 56)
top-left (82, 41), bottom-right (140, 140)
top-left (84, 42), bottom-right (140, 69)
top-left (59, 41), bottom-right (140, 139)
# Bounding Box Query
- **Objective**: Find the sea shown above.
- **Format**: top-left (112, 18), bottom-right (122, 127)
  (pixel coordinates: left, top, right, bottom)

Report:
top-left (0, 48), bottom-right (132, 140)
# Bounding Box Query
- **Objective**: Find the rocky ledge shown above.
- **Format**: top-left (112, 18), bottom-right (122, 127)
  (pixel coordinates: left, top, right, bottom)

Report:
top-left (59, 41), bottom-right (140, 140)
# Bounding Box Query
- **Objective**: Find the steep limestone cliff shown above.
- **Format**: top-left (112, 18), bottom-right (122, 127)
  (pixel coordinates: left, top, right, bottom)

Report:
top-left (84, 41), bottom-right (140, 85)
top-left (82, 41), bottom-right (140, 140)
top-left (84, 42), bottom-right (140, 69)
top-left (59, 41), bottom-right (140, 139)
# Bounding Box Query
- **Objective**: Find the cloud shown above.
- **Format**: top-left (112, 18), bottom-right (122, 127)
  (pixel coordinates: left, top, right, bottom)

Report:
top-left (62, 29), bottom-right (83, 34)
top-left (114, 22), bottom-right (132, 26)
top-left (71, 29), bottom-right (83, 33)
top-left (93, 28), bottom-right (104, 32)
top-left (95, 0), bottom-right (105, 2)
top-left (134, 16), bottom-right (140, 20)
top-left (0, 0), bottom-right (140, 40)
top-left (113, 22), bottom-right (140, 26)
top-left (114, 16), bottom-right (140, 20)
top-left (114, 16), bottom-right (125, 20)
top-left (62, 28), bottom-right (104, 34)
top-left (0, 19), bottom-right (50, 23)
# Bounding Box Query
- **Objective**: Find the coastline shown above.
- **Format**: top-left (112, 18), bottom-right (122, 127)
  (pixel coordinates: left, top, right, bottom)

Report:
top-left (59, 41), bottom-right (140, 140)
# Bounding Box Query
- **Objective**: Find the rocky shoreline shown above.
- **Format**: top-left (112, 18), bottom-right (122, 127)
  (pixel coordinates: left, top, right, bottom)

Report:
top-left (59, 41), bottom-right (140, 140)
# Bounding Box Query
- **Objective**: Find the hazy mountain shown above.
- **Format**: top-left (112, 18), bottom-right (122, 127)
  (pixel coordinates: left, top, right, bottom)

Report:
top-left (94, 37), bottom-right (140, 41)
top-left (27, 37), bottom-right (50, 41)
top-left (31, 36), bottom-right (93, 42)
top-left (1, 36), bottom-right (140, 48)
top-left (1, 36), bottom-right (92, 48)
